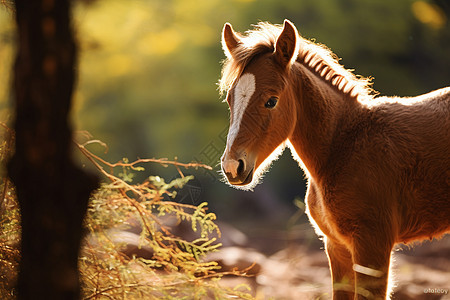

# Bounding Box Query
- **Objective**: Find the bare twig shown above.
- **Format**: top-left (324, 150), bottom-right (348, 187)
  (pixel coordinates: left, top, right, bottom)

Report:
top-left (74, 140), bottom-right (214, 248)
top-left (76, 139), bottom-right (212, 171)
top-left (75, 138), bottom-right (254, 299)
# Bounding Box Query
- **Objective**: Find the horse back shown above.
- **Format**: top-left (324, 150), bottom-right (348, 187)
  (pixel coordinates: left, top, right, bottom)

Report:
top-left (320, 87), bottom-right (450, 243)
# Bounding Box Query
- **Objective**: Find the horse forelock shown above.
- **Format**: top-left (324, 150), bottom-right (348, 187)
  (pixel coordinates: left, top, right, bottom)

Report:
top-left (219, 22), bottom-right (376, 100)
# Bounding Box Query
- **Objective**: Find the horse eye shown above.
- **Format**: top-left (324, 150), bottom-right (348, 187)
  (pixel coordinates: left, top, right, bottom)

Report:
top-left (265, 97), bottom-right (278, 109)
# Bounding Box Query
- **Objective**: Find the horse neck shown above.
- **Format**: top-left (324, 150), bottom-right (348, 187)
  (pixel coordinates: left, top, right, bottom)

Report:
top-left (288, 63), bottom-right (355, 178)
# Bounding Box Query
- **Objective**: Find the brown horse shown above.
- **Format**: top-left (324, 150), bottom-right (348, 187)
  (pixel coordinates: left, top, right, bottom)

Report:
top-left (219, 20), bottom-right (450, 299)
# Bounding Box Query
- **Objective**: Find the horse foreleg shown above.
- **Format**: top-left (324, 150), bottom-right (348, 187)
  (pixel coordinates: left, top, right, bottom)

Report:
top-left (326, 238), bottom-right (355, 299)
top-left (352, 236), bottom-right (393, 300)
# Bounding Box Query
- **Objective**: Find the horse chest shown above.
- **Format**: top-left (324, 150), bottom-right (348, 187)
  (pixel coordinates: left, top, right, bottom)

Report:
top-left (305, 181), bottom-right (338, 239)
top-left (305, 179), bottom-right (362, 244)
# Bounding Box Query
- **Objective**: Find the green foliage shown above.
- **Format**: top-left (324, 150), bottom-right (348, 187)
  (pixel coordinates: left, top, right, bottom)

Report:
top-left (1, 1), bottom-right (449, 295)
top-left (2, 0), bottom-right (449, 208)
top-left (0, 129), bottom-right (255, 299)
top-left (78, 140), bottom-right (255, 299)
top-left (64, 0), bottom-right (450, 164)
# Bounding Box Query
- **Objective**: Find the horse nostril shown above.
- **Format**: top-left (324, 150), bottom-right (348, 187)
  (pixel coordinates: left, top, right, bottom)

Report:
top-left (237, 159), bottom-right (245, 176)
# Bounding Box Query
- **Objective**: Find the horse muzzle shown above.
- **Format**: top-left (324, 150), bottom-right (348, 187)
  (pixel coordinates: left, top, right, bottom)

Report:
top-left (221, 154), bottom-right (255, 186)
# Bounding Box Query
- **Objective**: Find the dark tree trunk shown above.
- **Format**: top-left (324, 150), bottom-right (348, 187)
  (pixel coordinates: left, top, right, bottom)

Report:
top-left (8, 1), bottom-right (98, 299)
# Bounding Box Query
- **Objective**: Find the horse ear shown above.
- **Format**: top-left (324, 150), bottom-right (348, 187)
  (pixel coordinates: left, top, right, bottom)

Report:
top-left (222, 23), bottom-right (241, 59)
top-left (274, 20), bottom-right (299, 68)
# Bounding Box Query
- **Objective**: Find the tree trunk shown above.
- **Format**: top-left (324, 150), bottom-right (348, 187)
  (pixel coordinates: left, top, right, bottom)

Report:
top-left (8, 1), bottom-right (98, 299)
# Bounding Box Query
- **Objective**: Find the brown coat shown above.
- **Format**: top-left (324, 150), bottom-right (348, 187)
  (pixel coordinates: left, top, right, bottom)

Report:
top-left (220, 20), bottom-right (449, 299)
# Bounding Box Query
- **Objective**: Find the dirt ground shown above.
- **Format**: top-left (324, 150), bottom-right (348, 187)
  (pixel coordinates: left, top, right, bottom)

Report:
top-left (209, 224), bottom-right (450, 300)
top-left (112, 209), bottom-right (449, 299)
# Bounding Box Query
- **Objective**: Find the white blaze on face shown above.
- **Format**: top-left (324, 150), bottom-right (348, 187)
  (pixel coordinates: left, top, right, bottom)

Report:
top-left (227, 73), bottom-right (256, 147)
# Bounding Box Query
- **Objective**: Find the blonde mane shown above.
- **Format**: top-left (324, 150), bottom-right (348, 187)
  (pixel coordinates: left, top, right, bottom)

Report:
top-left (219, 22), bottom-right (375, 100)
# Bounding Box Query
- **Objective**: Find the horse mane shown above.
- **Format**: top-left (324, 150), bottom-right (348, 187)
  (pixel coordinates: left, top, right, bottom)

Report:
top-left (219, 22), bottom-right (375, 100)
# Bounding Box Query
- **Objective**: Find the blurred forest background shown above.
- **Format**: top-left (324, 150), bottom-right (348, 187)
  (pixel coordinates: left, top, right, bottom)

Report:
top-left (0, 0), bottom-right (449, 244)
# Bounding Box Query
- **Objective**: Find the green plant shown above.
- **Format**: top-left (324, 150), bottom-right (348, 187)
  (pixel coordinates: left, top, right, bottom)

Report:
top-left (77, 136), bottom-right (255, 299)
top-left (0, 129), bottom-right (255, 299)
